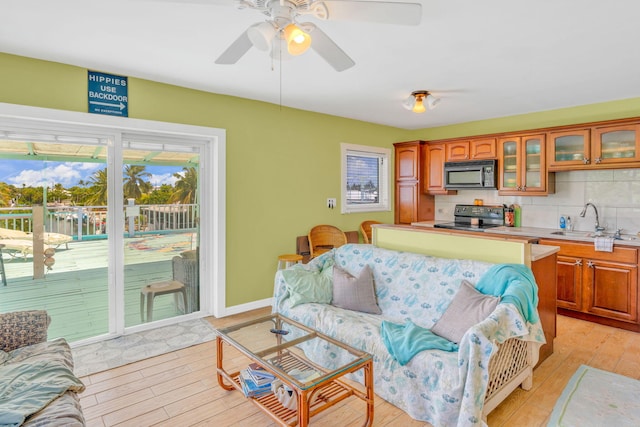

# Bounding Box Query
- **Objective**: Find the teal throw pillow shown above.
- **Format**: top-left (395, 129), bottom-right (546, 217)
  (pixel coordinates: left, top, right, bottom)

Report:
top-left (282, 261), bottom-right (334, 308)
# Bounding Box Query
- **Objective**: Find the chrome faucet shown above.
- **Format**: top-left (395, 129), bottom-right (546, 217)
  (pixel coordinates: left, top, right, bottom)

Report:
top-left (580, 202), bottom-right (605, 234)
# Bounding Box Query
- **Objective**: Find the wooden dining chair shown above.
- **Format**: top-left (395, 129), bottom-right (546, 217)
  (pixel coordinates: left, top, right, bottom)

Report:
top-left (359, 220), bottom-right (382, 244)
top-left (308, 225), bottom-right (348, 258)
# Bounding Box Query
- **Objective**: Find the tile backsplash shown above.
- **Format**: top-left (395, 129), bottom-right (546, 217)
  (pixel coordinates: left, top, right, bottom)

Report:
top-left (434, 168), bottom-right (640, 234)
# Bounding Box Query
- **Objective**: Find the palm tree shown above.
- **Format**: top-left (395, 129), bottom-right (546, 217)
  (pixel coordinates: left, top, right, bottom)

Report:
top-left (123, 165), bottom-right (151, 202)
top-left (170, 167), bottom-right (198, 204)
top-left (0, 182), bottom-right (12, 207)
top-left (86, 168), bottom-right (108, 206)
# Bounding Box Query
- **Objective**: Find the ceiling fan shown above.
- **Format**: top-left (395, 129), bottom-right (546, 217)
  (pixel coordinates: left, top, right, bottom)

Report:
top-left (208, 0), bottom-right (423, 72)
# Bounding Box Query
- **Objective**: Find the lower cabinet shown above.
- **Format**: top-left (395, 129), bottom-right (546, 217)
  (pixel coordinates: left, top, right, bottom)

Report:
top-left (540, 239), bottom-right (639, 329)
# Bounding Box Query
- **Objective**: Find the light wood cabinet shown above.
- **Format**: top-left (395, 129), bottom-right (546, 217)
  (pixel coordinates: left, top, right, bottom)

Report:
top-left (586, 259), bottom-right (638, 322)
top-left (394, 141), bottom-right (435, 224)
top-left (540, 239), bottom-right (639, 329)
top-left (396, 142), bottom-right (421, 181)
top-left (530, 250), bottom-right (557, 365)
top-left (446, 141), bottom-right (470, 161)
top-left (498, 133), bottom-right (554, 195)
top-left (592, 123), bottom-right (640, 165)
top-left (470, 138), bottom-right (497, 159)
top-left (548, 122), bottom-right (640, 170)
top-left (445, 138), bottom-right (496, 161)
top-left (424, 143), bottom-right (456, 195)
top-left (547, 128), bottom-right (591, 169)
top-left (556, 255), bottom-right (583, 311)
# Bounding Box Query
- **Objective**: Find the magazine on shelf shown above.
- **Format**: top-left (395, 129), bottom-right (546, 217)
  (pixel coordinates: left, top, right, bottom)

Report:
top-left (247, 362), bottom-right (276, 386)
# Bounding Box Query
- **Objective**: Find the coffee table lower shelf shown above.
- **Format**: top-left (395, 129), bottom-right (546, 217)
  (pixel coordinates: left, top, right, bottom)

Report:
top-left (218, 350), bottom-right (373, 426)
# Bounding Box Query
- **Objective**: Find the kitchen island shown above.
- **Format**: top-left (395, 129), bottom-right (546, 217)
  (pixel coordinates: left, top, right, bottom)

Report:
top-left (372, 224), bottom-right (559, 364)
top-left (412, 221), bottom-right (640, 333)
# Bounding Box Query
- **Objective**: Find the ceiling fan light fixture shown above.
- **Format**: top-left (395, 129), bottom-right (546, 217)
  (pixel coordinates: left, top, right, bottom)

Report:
top-left (284, 23), bottom-right (312, 56)
top-left (247, 22), bottom-right (276, 52)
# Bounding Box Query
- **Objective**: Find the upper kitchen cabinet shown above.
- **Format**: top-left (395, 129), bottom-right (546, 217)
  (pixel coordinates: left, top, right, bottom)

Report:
top-left (470, 138), bottom-right (497, 159)
top-left (548, 120), bottom-right (640, 170)
top-left (425, 143), bottom-right (457, 195)
top-left (498, 133), bottom-right (554, 195)
top-left (592, 123), bottom-right (640, 165)
top-left (394, 141), bottom-right (435, 224)
top-left (547, 128), bottom-right (591, 170)
top-left (396, 141), bottom-right (421, 181)
top-left (445, 138), bottom-right (496, 161)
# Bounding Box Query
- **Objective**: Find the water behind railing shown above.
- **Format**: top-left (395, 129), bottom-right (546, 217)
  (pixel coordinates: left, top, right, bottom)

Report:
top-left (0, 203), bottom-right (198, 240)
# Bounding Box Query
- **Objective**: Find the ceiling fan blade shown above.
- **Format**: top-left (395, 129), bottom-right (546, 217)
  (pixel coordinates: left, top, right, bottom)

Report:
top-left (318, 1), bottom-right (422, 25)
top-left (306, 24), bottom-right (355, 72)
top-left (215, 29), bottom-right (253, 64)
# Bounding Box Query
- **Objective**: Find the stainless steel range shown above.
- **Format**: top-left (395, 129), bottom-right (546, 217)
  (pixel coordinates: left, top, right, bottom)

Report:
top-left (434, 204), bottom-right (505, 232)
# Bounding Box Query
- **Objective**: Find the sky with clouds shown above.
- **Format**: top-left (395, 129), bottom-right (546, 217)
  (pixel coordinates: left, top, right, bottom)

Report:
top-left (0, 160), bottom-right (182, 188)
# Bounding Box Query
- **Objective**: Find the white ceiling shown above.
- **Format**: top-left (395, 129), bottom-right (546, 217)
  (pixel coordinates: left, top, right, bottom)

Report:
top-left (3, 0), bottom-right (640, 130)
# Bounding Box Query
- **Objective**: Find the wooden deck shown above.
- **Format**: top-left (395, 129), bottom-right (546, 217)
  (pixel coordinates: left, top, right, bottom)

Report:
top-left (0, 232), bottom-right (196, 343)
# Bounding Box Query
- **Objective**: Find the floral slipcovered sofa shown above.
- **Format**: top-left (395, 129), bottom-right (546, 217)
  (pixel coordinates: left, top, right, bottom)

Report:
top-left (0, 310), bottom-right (85, 426)
top-left (273, 244), bottom-right (545, 427)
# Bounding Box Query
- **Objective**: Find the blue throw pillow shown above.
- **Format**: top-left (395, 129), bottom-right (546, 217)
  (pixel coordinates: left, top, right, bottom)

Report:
top-left (281, 259), bottom-right (334, 307)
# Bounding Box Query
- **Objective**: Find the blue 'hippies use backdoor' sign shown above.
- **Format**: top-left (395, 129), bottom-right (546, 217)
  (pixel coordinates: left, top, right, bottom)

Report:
top-left (88, 70), bottom-right (128, 117)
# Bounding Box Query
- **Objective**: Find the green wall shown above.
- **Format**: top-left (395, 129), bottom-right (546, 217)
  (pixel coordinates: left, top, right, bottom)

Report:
top-left (0, 53), bottom-right (411, 308)
top-left (3, 52), bottom-right (640, 309)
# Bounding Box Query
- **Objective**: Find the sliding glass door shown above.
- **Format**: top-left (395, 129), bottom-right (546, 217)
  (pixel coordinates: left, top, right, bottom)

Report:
top-left (0, 107), bottom-right (221, 344)
top-left (0, 134), bottom-right (112, 341)
top-left (121, 136), bottom-right (201, 327)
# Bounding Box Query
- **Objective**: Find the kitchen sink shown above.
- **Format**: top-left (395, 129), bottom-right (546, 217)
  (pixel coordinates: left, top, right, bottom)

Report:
top-left (550, 231), bottom-right (591, 237)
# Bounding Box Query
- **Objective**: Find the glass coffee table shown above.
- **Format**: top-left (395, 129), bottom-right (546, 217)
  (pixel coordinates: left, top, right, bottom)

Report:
top-left (216, 313), bottom-right (374, 426)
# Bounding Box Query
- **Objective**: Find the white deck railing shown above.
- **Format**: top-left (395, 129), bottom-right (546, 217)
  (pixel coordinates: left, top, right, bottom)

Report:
top-left (0, 203), bottom-right (198, 240)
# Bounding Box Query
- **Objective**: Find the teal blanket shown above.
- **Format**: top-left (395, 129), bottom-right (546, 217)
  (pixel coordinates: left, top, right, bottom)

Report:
top-left (0, 359), bottom-right (85, 427)
top-left (381, 320), bottom-right (458, 366)
top-left (476, 263), bottom-right (539, 323)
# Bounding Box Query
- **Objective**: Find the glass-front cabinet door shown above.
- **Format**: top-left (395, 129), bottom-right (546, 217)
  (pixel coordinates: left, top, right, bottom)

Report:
top-left (498, 134), bottom-right (550, 195)
top-left (522, 134), bottom-right (545, 192)
top-left (547, 129), bottom-right (590, 169)
top-left (592, 124), bottom-right (640, 165)
top-left (498, 138), bottom-right (519, 192)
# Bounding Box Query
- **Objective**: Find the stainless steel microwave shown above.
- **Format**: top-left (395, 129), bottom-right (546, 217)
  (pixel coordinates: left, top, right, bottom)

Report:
top-left (444, 159), bottom-right (497, 189)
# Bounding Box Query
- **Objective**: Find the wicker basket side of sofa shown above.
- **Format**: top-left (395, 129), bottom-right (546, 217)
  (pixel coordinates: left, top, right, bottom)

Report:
top-left (483, 338), bottom-right (539, 418)
top-left (0, 310), bottom-right (50, 352)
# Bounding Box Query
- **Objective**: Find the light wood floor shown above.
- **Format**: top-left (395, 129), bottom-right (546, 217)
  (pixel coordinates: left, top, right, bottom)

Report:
top-left (78, 309), bottom-right (640, 426)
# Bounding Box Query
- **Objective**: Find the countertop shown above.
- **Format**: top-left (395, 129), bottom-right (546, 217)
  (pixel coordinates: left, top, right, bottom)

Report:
top-left (530, 244), bottom-right (560, 261)
top-left (411, 221), bottom-right (640, 248)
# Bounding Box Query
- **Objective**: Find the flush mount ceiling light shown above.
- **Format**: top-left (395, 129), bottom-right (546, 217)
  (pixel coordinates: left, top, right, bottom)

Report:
top-left (403, 90), bottom-right (440, 113)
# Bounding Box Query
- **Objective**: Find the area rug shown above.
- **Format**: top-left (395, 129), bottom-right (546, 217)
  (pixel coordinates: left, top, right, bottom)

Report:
top-left (548, 364), bottom-right (640, 426)
top-left (72, 318), bottom-right (217, 377)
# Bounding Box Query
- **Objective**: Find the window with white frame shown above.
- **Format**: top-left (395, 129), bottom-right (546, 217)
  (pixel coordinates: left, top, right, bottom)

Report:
top-left (341, 143), bottom-right (390, 213)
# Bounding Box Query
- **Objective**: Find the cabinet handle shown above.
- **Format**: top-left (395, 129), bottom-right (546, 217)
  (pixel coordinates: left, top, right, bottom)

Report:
top-left (521, 185), bottom-right (527, 191)
top-left (575, 260), bottom-right (582, 266)
top-left (595, 157), bottom-right (602, 164)
top-left (587, 260), bottom-right (595, 268)
top-left (583, 157), bottom-right (590, 164)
